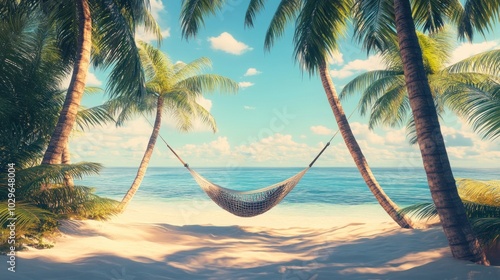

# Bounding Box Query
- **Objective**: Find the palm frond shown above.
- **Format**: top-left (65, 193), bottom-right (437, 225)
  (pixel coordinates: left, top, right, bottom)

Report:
top-left (352, 0), bottom-right (395, 53)
top-left (470, 217), bottom-right (500, 246)
top-left (28, 185), bottom-right (119, 219)
top-left (180, 0), bottom-right (225, 39)
top-left (339, 70), bottom-right (403, 103)
top-left (245, 0), bottom-right (268, 28)
top-left (176, 74), bottom-right (239, 94)
top-left (453, 0), bottom-right (500, 41)
top-left (368, 80), bottom-right (409, 128)
top-left (93, 0), bottom-right (148, 101)
top-left (16, 163), bottom-right (103, 196)
top-left (263, 0), bottom-right (302, 51)
top-left (446, 49), bottom-right (500, 77)
top-left (405, 118), bottom-right (418, 144)
top-left (442, 77), bottom-right (500, 140)
top-left (399, 202), bottom-right (438, 221)
top-left (411, 0), bottom-right (455, 33)
top-left (192, 101), bottom-right (217, 132)
top-left (138, 7), bottom-right (163, 45)
top-left (357, 74), bottom-right (405, 116)
top-left (0, 202), bottom-right (54, 231)
top-left (457, 179), bottom-right (500, 207)
top-left (137, 41), bottom-right (174, 83)
top-left (293, 0), bottom-right (351, 74)
top-left (172, 57), bottom-right (212, 83)
top-left (76, 104), bottom-right (116, 130)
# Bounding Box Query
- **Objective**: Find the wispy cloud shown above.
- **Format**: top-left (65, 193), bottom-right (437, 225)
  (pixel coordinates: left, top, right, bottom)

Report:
top-left (208, 32), bottom-right (252, 55)
top-left (448, 40), bottom-right (500, 65)
top-left (60, 71), bottom-right (102, 89)
top-left (310, 125), bottom-right (333, 135)
top-left (238, 81), bottom-right (255, 88)
top-left (149, 0), bottom-right (165, 20)
top-left (136, 26), bottom-right (171, 43)
top-left (244, 68), bottom-right (261, 76)
top-left (243, 106), bottom-right (256, 110)
top-left (327, 51), bottom-right (344, 65)
top-left (330, 54), bottom-right (385, 79)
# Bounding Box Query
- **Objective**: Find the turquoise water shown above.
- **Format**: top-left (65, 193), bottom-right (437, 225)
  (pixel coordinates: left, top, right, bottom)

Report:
top-left (77, 167), bottom-right (498, 207)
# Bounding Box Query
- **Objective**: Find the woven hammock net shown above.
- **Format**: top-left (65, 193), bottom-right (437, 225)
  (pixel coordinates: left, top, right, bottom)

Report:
top-left (187, 167), bottom-right (310, 217)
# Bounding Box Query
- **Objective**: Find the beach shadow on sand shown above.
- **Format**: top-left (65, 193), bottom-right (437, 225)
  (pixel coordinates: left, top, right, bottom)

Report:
top-left (1, 222), bottom-right (499, 280)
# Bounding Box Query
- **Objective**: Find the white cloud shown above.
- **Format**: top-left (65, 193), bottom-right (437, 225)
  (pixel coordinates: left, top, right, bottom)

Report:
top-left (244, 68), bottom-right (261, 76)
top-left (244, 106), bottom-right (256, 110)
top-left (70, 118), bottom-right (155, 163)
top-left (310, 125), bottom-right (333, 135)
top-left (384, 129), bottom-right (407, 146)
top-left (86, 72), bottom-right (102, 86)
top-left (327, 51), bottom-right (344, 65)
top-left (330, 54), bottom-right (385, 79)
top-left (208, 32), bottom-right (252, 55)
top-left (136, 26), bottom-right (171, 43)
top-left (238, 81), bottom-right (255, 88)
top-left (60, 71), bottom-right (102, 89)
top-left (149, 0), bottom-right (165, 20)
top-left (350, 122), bottom-right (385, 145)
top-left (448, 40), bottom-right (500, 65)
top-left (196, 96), bottom-right (212, 111)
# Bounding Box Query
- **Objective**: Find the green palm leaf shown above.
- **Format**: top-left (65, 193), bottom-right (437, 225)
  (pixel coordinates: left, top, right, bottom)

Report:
top-left (293, 0), bottom-right (351, 73)
top-left (0, 202), bottom-right (54, 231)
top-left (471, 218), bottom-right (500, 246)
top-left (263, 0), bottom-right (302, 51)
top-left (400, 179), bottom-right (500, 245)
top-left (76, 104), bottom-right (116, 130)
top-left (245, 0), bottom-right (268, 28)
top-left (352, 0), bottom-right (395, 53)
top-left (16, 163), bottom-right (102, 196)
top-left (180, 0), bottom-right (225, 39)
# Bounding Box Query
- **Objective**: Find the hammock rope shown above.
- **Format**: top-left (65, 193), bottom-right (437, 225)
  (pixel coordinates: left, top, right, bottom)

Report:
top-left (147, 105), bottom-right (356, 217)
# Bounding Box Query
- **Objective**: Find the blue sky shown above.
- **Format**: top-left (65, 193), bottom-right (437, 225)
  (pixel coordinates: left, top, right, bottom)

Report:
top-left (69, 0), bottom-right (500, 168)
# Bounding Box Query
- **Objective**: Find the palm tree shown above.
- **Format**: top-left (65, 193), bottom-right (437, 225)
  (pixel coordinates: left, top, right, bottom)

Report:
top-left (112, 42), bottom-right (239, 211)
top-left (33, 0), bottom-right (161, 165)
top-left (400, 179), bottom-right (500, 265)
top-left (180, 0), bottom-right (414, 229)
top-left (352, 0), bottom-right (500, 264)
top-left (340, 30), bottom-right (500, 143)
top-left (0, 3), bottom-right (119, 251)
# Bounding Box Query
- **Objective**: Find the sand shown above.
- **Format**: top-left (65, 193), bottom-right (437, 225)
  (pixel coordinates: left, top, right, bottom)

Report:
top-left (1, 200), bottom-right (499, 280)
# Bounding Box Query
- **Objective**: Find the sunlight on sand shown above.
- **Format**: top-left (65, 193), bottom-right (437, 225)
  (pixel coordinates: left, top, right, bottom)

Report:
top-left (1, 201), bottom-right (499, 280)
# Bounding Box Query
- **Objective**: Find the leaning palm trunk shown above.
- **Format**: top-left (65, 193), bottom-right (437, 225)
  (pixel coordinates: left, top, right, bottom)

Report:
top-left (119, 97), bottom-right (164, 211)
top-left (42, 0), bottom-right (92, 165)
top-left (319, 63), bottom-right (413, 229)
top-left (393, 0), bottom-right (487, 264)
top-left (62, 143), bottom-right (75, 187)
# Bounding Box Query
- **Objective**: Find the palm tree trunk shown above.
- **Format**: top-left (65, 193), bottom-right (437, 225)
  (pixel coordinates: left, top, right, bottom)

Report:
top-left (319, 63), bottom-right (413, 229)
top-left (62, 143), bottom-right (74, 187)
top-left (42, 0), bottom-right (91, 164)
top-left (119, 97), bottom-right (164, 211)
top-left (393, 0), bottom-right (487, 264)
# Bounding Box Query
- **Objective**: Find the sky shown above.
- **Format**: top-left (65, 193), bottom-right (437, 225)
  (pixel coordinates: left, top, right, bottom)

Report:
top-left (69, 0), bottom-right (500, 169)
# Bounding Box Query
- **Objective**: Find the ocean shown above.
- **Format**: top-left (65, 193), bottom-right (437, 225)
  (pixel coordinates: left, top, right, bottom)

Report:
top-left (77, 167), bottom-right (499, 208)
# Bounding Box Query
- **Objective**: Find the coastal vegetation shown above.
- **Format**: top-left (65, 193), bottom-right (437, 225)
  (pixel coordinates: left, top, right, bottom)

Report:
top-left (0, 3), bottom-right (119, 252)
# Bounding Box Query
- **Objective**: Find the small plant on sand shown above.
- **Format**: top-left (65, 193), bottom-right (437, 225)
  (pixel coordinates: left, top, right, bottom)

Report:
top-left (400, 179), bottom-right (500, 264)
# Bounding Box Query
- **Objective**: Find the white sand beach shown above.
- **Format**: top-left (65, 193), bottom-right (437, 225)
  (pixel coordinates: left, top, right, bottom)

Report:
top-left (2, 201), bottom-right (499, 280)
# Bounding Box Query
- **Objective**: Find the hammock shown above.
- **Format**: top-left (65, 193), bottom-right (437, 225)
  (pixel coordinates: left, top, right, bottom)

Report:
top-left (188, 167), bottom-right (310, 217)
top-left (161, 134), bottom-right (333, 217)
